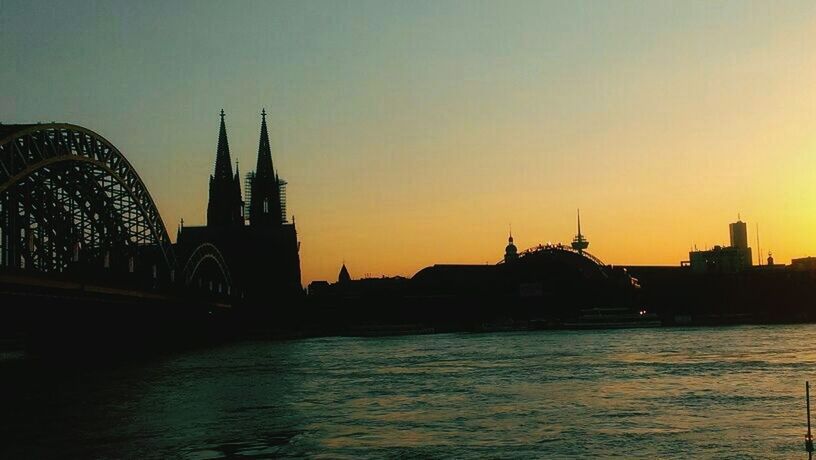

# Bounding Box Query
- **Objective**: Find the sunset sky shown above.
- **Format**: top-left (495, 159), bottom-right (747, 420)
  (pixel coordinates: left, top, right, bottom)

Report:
top-left (2, 0), bottom-right (815, 285)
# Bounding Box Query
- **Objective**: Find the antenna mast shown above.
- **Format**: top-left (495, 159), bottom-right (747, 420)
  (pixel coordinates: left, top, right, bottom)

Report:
top-left (571, 209), bottom-right (589, 254)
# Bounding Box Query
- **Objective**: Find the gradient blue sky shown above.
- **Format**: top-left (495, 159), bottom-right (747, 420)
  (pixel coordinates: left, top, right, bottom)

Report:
top-left (2, 1), bottom-right (815, 284)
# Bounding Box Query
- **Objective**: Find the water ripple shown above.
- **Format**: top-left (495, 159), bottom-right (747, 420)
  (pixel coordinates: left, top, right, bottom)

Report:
top-left (3, 325), bottom-right (816, 458)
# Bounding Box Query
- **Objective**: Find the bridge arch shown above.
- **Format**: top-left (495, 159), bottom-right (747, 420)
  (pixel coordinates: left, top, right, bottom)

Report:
top-left (181, 243), bottom-right (232, 294)
top-left (0, 123), bottom-right (176, 274)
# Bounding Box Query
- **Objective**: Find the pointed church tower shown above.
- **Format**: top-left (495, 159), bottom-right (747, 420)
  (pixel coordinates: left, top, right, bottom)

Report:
top-left (338, 263), bottom-right (351, 283)
top-left (249, 109), bottom-right (284, 227)
top-left (207, 110), bottom-right (244, 227)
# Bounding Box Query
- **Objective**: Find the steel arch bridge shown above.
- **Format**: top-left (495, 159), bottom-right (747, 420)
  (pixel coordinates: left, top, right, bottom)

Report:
top-left (0, 123), bottom-right (232, 296)
top-left (0, 123), bottom-right (175, 277)
top-left (182, 243), bottom-right (233, 294)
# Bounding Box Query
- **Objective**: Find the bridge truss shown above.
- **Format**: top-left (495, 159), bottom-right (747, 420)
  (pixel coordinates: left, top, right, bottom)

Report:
top-left (0, 124), bottom-right (176, 279)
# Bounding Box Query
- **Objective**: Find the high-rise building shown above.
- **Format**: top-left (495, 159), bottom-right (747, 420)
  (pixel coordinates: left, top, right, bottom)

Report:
top-left (729, 219), bottom-right (748, 249)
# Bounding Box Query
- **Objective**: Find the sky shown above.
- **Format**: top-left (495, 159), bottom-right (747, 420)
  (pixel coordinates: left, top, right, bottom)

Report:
top-left (2, 0), bottom-right (815, 285)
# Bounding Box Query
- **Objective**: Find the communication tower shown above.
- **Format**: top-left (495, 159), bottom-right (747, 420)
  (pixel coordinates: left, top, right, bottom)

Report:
top-left (571, 209), bottom-right (589, 254)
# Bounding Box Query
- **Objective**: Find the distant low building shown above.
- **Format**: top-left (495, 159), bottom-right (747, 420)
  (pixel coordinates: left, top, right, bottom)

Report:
top-left (307, 280), bottom-right (331, 296)
top-left (791, 257), bottom-right (816, 271)
top-left (689, 245), bottom-right (752, 274)
top-left (304, 212), bottom-right (649, 331)
top-left (310, 264), bottom-right (410, 302)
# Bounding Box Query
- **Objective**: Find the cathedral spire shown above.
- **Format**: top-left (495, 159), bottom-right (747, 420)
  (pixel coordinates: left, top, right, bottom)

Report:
top-left (214, 109), bottom-right (234, 180)
top-left (249, 108), bottom-right (284, 227)
top-left (256, 108), bottom-right (275, 178)
top-left (207, 109), bottom-right (244, 227)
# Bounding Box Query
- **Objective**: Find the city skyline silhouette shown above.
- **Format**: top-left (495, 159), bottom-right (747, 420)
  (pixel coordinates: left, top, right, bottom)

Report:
top-left (5, 2), bottom-right (816, 458)
top-left (2, 1), bottom-right (815, 285)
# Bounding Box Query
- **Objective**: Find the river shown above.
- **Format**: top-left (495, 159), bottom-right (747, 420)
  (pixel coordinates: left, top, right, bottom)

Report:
top-left (2, 325), bottom-right (815, 458)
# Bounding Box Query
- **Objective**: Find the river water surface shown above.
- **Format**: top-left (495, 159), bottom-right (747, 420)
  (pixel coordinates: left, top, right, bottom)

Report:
top-left (3, 325), bottom-right (816, 458)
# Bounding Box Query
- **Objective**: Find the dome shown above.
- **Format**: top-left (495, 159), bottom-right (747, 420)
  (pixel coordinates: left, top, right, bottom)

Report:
top-left (504, 230), bottom-right (519, 262)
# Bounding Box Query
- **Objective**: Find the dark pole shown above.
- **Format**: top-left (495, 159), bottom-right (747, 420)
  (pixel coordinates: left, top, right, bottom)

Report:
top-left (807, 381), bottom-right (813, 458)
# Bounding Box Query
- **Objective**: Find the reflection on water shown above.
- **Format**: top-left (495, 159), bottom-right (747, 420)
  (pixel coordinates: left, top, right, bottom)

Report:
top-left (2, 325), bottom-right (815, 458)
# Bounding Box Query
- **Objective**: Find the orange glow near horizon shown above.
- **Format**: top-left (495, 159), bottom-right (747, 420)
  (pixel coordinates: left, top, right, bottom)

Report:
top-left (3, 2), bottom-right (816, 286)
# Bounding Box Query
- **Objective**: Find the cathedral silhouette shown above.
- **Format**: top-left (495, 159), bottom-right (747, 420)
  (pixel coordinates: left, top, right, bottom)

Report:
top-left (177, 109), bottom-right (302, 305)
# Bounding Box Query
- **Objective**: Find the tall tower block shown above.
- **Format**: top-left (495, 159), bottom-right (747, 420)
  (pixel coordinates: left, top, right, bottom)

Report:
top-left (729, 218), bottom-right (748, 249)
